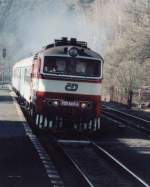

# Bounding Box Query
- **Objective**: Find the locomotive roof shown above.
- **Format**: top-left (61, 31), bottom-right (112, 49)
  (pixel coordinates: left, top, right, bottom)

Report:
top-left (42, 45), bottom-right (102, 59)
top-left (37, 37), bottom-right (103, 60)
top-left (13, 56), bottom-right (33, 68)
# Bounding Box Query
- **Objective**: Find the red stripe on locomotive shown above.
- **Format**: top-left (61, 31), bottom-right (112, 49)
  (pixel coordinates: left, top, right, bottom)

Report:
top-left (35, 91), bottom-right (101, 118)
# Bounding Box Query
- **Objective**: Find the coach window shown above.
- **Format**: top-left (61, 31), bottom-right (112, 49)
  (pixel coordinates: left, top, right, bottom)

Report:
top-left (15, 69), bottom-right (17, 77)
top-left (18, 68), bottom-right (20, 77)
top-left (16, 68), bottom-right (19, 78)
top-left (24, 69), bottom-right (27, 82)
top-left (13, 69), bottom-right (16, 78)
top-left (26, 67), bottom-right (31, 82)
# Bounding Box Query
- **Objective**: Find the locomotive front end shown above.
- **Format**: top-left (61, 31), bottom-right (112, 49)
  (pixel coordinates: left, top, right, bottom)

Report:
top-left (33, 38), bottom-right (103, 130)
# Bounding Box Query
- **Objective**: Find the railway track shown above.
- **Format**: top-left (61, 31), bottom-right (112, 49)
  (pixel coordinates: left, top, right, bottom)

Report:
top-left (102, 105), bottom-right (150, 134)
top-left (19, 96), bottom-right (150, 186)
top-left (39, 136), bottom-right (149, 187)
top-left (39, 136), bottom-right (92, 187)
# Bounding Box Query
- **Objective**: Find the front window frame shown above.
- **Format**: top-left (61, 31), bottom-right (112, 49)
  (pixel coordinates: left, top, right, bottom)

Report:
top-left (41, 55), bottom-right (103, 80)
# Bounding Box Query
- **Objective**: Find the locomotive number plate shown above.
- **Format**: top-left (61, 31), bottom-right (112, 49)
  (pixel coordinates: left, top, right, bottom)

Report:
top-left (61, 101), bottom-right (79, 107)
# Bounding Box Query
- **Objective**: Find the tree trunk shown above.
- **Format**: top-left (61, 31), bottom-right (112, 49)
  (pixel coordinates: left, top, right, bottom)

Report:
top-left (127, 90), bottom-right (133, 109)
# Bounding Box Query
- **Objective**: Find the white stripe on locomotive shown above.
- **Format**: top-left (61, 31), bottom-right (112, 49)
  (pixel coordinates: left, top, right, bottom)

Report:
top-left (37, 78), bottom-right (101, 96)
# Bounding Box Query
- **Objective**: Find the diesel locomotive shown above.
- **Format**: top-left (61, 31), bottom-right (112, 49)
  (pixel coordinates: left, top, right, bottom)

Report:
top-left (12, 37), bottom-right (104, 131)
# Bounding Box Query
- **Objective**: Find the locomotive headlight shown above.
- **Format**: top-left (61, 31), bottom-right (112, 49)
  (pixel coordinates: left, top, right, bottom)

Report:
top-left (52, 100), bottom-right (59, 107)
top-left (80, 102), bottom-right (88, 109)
top-left (68, 47), bottom-right (78, 57)
top-left (47, 99), bottom-right (60, 107)
top-left (80, 102), bottom-right (93, 109)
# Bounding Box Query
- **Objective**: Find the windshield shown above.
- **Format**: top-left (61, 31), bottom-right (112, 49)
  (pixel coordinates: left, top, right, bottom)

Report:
top-left (43, 56), bottom-right (101, 78)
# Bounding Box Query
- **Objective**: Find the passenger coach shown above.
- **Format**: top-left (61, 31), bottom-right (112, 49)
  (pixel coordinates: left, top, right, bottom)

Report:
top-left (12, 37), bottom-right (104, 131)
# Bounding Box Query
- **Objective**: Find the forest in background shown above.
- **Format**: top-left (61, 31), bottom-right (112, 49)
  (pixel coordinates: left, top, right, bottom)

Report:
top-left (102, 0), bottom-right (150, 107)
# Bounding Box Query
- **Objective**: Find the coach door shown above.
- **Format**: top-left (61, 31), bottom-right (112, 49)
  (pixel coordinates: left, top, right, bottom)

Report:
top-left (20, 67), bottom-right (25, 97)
top-left (24, 67), bottom-right (32, 102)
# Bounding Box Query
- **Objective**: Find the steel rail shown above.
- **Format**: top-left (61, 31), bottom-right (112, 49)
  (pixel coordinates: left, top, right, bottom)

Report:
top-left (58, 141), bottom-right (94, 187)
top-left (103, 105), bottom-right (150, 124)
top-left (93, 142), bottom-right (150, 187)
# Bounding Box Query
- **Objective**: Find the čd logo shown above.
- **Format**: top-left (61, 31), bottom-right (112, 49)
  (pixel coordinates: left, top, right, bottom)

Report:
top-left (65, 83), bottom-right (78, 91)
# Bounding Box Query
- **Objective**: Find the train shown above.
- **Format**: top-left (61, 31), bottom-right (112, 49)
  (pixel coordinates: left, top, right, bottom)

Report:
top-left (12, 37), bottom-right (104, 131)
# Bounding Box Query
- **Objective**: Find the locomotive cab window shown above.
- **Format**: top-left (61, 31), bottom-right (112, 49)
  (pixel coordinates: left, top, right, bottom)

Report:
top-left (44, 59), bottom-right (66, 74)
top-left (43, 56), bottom-right (101, 78)
top-left (76, 62), bottom-right (86, 74)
